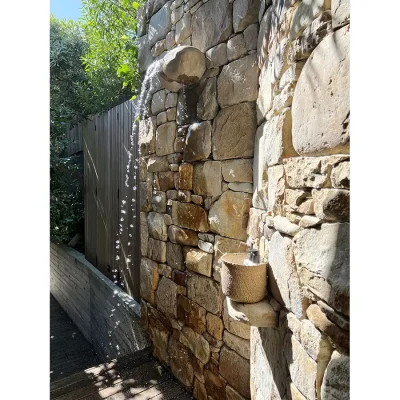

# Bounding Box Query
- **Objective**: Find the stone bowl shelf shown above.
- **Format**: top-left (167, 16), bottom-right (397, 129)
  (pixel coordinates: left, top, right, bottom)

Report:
top-left (225, 296), bottom-right (278, 328)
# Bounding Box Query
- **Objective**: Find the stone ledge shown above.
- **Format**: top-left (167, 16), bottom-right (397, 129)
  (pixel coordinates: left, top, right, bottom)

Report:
top-left (226, 297), bottom-right (278, 328)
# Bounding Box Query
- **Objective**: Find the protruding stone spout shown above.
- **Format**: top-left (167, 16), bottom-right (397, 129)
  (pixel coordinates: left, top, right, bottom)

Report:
top-left (158, 46), bottom-right (206, 91)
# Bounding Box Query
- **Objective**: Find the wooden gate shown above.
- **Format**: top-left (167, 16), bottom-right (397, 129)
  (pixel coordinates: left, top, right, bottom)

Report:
top-left (68, 100), bottom-right (141, 300)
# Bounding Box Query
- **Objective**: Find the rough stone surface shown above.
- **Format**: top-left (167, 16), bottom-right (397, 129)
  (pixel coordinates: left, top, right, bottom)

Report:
top-left (184, 247), bottom-right (213, 277)
top-left (212, 102), bottom-right (257, 160)
top-left (283, 155), bottom-right (350, 189)
top-left (257, 61), bottom-right (274, 118)
top-left (192, 0), bottom-right (233, 52)
top-left (223, 330), bottom-right (250, 360)
top-left (209, 191), bottom-right (252, 241)
top-left (223, 299), bottom-right (251, 340)
top-left (152, 90), bottom-right (166, 115)
top-left (292, 26), bottom-right (350, 156)
top-left (332, 0), bottom-right (350, 29)
top-left (141, 212), bottom-right (149, 257)
top-left (179, 163), bottom-right (193, 190)
top-left (140, 258), bottom-right (160, 304)
top-left (177, 86), bottom-right (199, 125)
top-left (175, 12), bottom-right (192, 44)
top-left (269, 232), bottom-right (305, 318)
top-left (312, 189), bottom-right (350, 222)
top-left (194, 378), bottom-right (208, 400)
top-left (233, 0), bottom-right (261, 33)
top-left (206, 313), bottom-right (224, 341)
top-left (243, 23), bottom-right (259, 51)
top-left (155, 276), bottom-right (186, 318)
top-left (147, 238), bottom-right (167, 263)
top-left (177, 295), bottom-right (207, 334)
top-left (139, 117), bottom-right (156, 155)
top-left (193, 161), bottom-right (222, 197)
top-left (219, 346), bottom-right (250, 398)
top-left (205, 43), bottom-right (228, 68)
top-left (156, 122), bottom-right (176, 156)
top-left (150, 326), bottom-right (170, 365)
top-left (187, 273), bottom-right (223, 315)
top-left (320, 351), bottom-right (350, 399)
top-left (148, 2), bottom-right (172, 46)
top-left (197, 77), bottom-right (219, 120)
top-left (331, 161), bottom-right (350, 189)
top-left (147, 154), bottom-right (170, 173)
top-left (286, 335), bottom-right (318, 400)
top-left (218, 54), bottom-right (259, 108)
top-left (204, 369), bottom-right (227, 400)
top-left (273, 216), bottom-right (300, 236)
top-left (148, 212), bottom-right (168, 241)
top-left (183, 121), bottom-right (212, 161)
top-left (293, 223), bottom-right (350, 315)
top-left (289, 0), bottom-right (329, 40)
top-left (226, 384), bottom-right (248, 400)
top-left (180, 326), bottom-right (211, 364)
top-left (168, 337), bottom-right (194, 387)
top-left (168, 225), bottom-right (199, 246)
top-left (157, 111), bottom-right (167, 125)
top-left (166, 241), bottom-right (184, 270)
top-left (227, 34), bottom-right (247, 62)
top-left (228, 183), bottom-right (253, 193)
top-left (171, 201), bottom-right (209, 232)
top-left (162, 46), bottom-right (206, 86)
top-left (157, 171), bottom-right (175, 191)
top-left (221, 159), bottom-right (253, 183)
top-left (268, 165), bottom-right (285, 214)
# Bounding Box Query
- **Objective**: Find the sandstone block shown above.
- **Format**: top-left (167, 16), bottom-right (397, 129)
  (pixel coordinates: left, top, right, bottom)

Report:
top-left (205, 43), bottom-right (228, 68)
top-left (256, 61), bottom-right (274, 118)
top-left (332, 0), bottom-right (350, 29)
top-left (175, 12), bottom-right (192, 44)
top-left (168, 337), bottom-right (194, 387)
top-left (141, 212), bottom-right (149, 257)
top-left (139, 117), bottom-right (156, 155)
top-left (166, 241), bottom-right (184, 270)
top-left (180, 326), bottom-right (211, 364)
top-left (179, 163), bottom-right (193, 191)
top-left (183, 121), bottom-right (212, 161)
top-left (148, 2), bottom-right (172, 46)
top-left (226, 384), bottom-right (248, 400)
top-left (148, 212), bottom-right (168, 241)
top-left (147, 155), bottom-right (170, 172)
top-left (206, 313), bottom-right (224, 341)
top-left (273, 216), bottom-right (300, 236)
top-left (269, 232), bottom-right (305, 318)
top-left (151, 90), bottom-right (166, 115)
top-left (321, 351), bottom-right (350, 399)
top-left (212, 102), bottom-right (257, 160)
top-left (194, 378), bottom-right (208, 400)
top-left (171, 201), bottom-right (209, 232)
top-left (233, 0), bottom-right (261, 33)
top-left (185, 247), bottom-right (213, 277)
top-left (243, 23), bottom-right (258, 51)
top-left (147, 238), bottom-right (167, 263)
top-left (209, 191), bottom-right (252, 241)
top-left (218, 54), bottom-right (259, 107)
top-left (187, 273), bottom-right (223, 315)
top-left (223, 331), bottom-right (250, 360)
top-left (331, 161), bottom-right (350, 189)
top-left (197, 77), bottom-right (219, 120)
top-left (156, 171), bottom-right (175, 191)
top-left (177, 294), bottom-right (207, 334)
top-left (150, 325), bottom-right (170, 365)
top-left (204, 369), bottom-right (227, 400)
top-left (219, 346), bottom-right (250, 398)
top-left (227, 34), bottom-right (247, 62)
top-left (292, 26), bottom-right (350, 156)
top-left (221, 159), bottom-right (253, 183)
top-left (198, 240), bottom-right (214, 254)
top-left (140, 257), bottom-right (160, 304)
top-left (168, 225), bottom-right (199, 246)
top-left (192, 0), bottom-right (233, 52)
top-left (293, 223), bottom-right (350, 315)
top-left (267, 165), bottom-right (285, 214)
top-left (193, 161), bottom-right (222, 197)
top-left (151, 191), bottom-right (167, 213)
top-left (283, 155), bottom-right (350, 189)
top-left (155, 122), bottom-right (176, 156)
top-left (312, 189), bottom-right (350, 222)
top-left (155, 276), bottom-right (186, 318)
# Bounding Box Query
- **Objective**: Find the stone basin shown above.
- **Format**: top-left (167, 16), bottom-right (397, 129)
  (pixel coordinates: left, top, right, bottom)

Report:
top-left (221, 253), bottom-right (267, 304)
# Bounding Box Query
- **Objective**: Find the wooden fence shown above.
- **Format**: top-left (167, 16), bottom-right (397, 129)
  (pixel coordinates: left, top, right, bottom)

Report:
top-left (67, 100), bottom-right (141, 300)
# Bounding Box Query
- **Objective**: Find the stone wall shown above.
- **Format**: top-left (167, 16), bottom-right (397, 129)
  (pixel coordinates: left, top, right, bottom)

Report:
top-left (137, 1), bottom-right (350, 399)
top-left (50, 242), bottom-right (150, 361)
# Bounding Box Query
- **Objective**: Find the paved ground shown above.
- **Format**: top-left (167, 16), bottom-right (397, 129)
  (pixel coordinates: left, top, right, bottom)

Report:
top-left (50, 295), bottom-right (193, 399)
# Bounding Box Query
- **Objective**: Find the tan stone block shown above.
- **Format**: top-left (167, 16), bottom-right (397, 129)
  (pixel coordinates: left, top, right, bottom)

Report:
top-left (223, 331), bottom-right (250, 360)
top-left (180, 326), bottom-right (211, 364)
top-left (177, 294), bottom-right (207, 334)
top-left (155, 276), bottom-right (186, 318)
top-left (206, 313), bottom-right (224, 341)
top-left (185, 248), bottom-right (213, 277)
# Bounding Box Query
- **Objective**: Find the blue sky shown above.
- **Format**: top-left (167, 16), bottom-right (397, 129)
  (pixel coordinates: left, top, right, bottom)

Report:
top-left (51, 0), bottom-right (82, 21)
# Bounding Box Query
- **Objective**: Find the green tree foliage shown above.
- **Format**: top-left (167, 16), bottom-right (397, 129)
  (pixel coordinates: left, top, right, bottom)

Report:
top-left (50, 16), bottom-right (88, 243)
top-left (81, 0), bottom-right (141, 102)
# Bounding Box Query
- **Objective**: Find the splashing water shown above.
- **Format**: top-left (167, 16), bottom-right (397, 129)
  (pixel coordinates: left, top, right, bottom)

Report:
top-left (114, 58), bottom-right (165, 287)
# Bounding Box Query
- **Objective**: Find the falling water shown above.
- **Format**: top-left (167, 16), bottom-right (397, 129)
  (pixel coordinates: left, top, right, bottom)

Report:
top-left (113, 58), bottom-right (165, 287)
